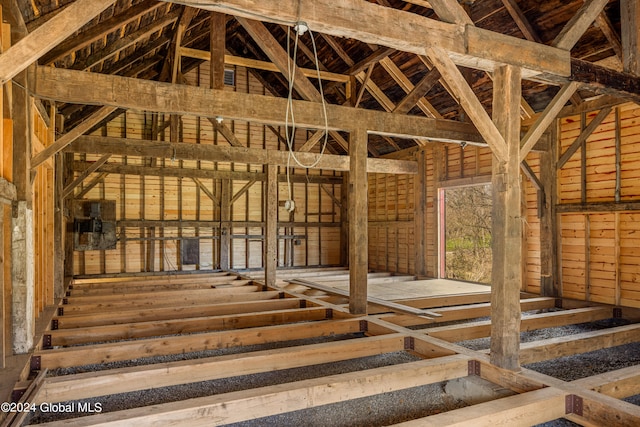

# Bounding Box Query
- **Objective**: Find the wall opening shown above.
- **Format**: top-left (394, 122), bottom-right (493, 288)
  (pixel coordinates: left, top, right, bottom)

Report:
top-left (442, 184), bottom-right (492, 284)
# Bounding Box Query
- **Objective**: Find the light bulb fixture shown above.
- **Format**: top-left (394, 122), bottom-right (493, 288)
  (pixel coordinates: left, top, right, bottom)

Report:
top-left (215, 116), bottom-right (224, 124)
top-left (294, 21), bottom-right (308, 35)
top-left (460, 141), bottom-right (467, 150)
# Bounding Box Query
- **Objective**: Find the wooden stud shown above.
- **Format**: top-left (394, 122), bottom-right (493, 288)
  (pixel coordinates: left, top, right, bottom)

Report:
top-left (621, 0), bottom-right (640, 74)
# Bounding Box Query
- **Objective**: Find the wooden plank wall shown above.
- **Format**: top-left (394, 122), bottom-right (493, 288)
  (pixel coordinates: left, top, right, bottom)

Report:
top-left (558, 103), bottom-right (640, 307)
top-left (72, 63), bottom-right (342, 275)
top-left (368, 172), bottom-right (415, 274)
top-left (523, 152), bottom-right (543, 295)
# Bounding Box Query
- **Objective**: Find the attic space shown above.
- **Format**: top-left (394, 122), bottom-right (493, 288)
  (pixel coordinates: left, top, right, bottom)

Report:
top-left (1, 0), bottom-right (640, 425)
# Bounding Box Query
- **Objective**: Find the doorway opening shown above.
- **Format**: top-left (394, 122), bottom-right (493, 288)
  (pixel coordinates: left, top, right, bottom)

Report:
top-left (441, 184), bottom-right (492, 284)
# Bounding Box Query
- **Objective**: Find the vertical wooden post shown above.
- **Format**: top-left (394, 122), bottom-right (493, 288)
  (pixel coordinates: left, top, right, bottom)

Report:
top-left (340, 172), bottom-right (349, 267)
top-left (432, 143), bottom-right (445, 278)
top-left (210, 12), bottom-right (226, 91)
top-left (414, 149), bottom-right (427, 277)
top-left (264, 163), bottom-right (278, 288)
top-left (219, 179), bottom-right (231, 270)
top-left (349, 127), bottom-right (368, 314)
top-left (621, 0), bottom-right (640, 74)
top-left (540, 131), bottom-right (558, 297)
top-left (490, 64), bottom-right (522, 371)
top-left (11, 69), bottom-right (34, 354)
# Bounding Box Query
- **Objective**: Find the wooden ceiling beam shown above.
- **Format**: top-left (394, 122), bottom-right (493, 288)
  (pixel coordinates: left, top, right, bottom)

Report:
top-left (393, 68), bottom-right (441, 115)
top-left (64, 135), bottom-right (419, 175)
top-left (166, 0), bottom-right (569, 78)
top-left (501, 0), bottom-right (542, 43)
top-left (0, 0), bottom-right (115, 84)
top-left (40, 0), bottom-right (164, 65)
top-left (73, 10), bottom-right (180, 71)
top-left (552, 0), bottom-right (609, 50)
top-left (32, 65), bottom-right (485, 144)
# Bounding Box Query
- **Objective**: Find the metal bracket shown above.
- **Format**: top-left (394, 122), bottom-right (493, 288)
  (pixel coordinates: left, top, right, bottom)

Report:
top-left (359, 320), bottom-right (368, 332)
top-left (566, 395), bottom-right (583, 416)
top-left (51, 319), bottom-right (59, 330)
top-left (325, 308), bottom-right (333, 319)
top-left (404, 336), bottom-right (415, 350)
top-left (30, 356), bottom-right (41, 373)
top-left (555, 298), bottom-right (563, 309)
top-left (57, 307), bottom-right (64, 316)
top-left (65, 291), bottom-right (71, 297)
top-left (42, 334), bottom-right (53, 350)
top-left (278, 292), bottom-right (285, 299)
top-left (62, 298), bottom-right (68, 305)
top-left (299, 300), bottom-right (307, 308)
top-left (468, 360), bottom-right (481, 376)
top-left (613, 307), bottom-right (623, 318)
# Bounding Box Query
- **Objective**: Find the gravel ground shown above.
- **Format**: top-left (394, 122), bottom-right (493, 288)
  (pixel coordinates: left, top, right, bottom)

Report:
top-left (29, 310), bottom-right (639, 426)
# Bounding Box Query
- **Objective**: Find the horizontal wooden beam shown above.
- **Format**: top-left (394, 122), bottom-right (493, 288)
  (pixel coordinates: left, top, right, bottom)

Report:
top-left (65, 135), bottom-right (418, 174)
top-left (32, 65), bottom-right (484, 145)
top-left (400, 387), bottom-right (567, 426)
top-left (164, 0), bottom-right (569, 78)
top-left (55, 298), bottom-right (302, 329)
top-left (71, 161), bottom-right (343, 184)
top-left (518, 323), bottom-right (640, 364)
top-left (37, 334), bottom-right (407, 404)
top-left (35, 319), bottom-right (364, 369)
top-left (556, 200), bottom-right (640, 213)
top-left (49, 307), bottom-right (332, 346)
top-left (426, 306), bottom-right (612, 342)
top-left (39, 354), bottom-right (469, 426)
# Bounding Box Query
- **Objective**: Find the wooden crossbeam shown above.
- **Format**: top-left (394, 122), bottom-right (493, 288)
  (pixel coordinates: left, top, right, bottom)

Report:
top-left (36, 355), bottom-right (469, 426)
top-left (230, 179), bottom-right (257, 205)
top-left (393, 68), bottom-right (441, 115)
top-left (33, 66), bottom-right (484, 144)
top-left (518, 323), bottom-right (640, 364)
top-left (426, 306), bottom-right (612, 342)
top-left (49, 307), bottom-right (332, 346)
top-left (34, 318), bottom-right (364, 369)
top-left (162, 0), bottom-right (569, 77)
top-left (74, 172), bottom-right (109, 200)
top-left (36, 334), bottom-right (408, 404)
top-left (59, 288), bottom-right (279, 315)
top-left (191, 177), bottom-right (220, 204)
top-left (55, 298), bottom-right (301, 329)
top-left (396, 387), bottom-right (566, 427)
top-left (64, 135), bottom-right (419, 174)
top-left (0, 0), bottom-right (115, 84)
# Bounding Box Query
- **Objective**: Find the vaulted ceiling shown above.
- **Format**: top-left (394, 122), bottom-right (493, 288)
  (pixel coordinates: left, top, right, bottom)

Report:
top-left (14, 0), bottom-right (632, 155)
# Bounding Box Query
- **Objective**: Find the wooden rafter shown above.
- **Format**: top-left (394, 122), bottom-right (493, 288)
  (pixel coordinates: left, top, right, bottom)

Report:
top-left (0, 0), bottom-right (115, 83)
top-left (63, 154), bottom-right (111, 198)
top-left (556, 106), bottom-right (612, 169)
top-left (40, 0), bottom-right (164, 65)
top-left (552, 0), bottom-right (609, 50)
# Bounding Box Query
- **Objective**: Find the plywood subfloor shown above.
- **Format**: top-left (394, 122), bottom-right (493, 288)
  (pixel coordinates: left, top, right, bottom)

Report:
top-left (245, 268), bottom-right (490, 300)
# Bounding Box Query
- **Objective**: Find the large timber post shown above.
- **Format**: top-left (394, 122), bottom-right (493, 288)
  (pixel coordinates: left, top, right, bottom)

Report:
top-left (490, 64), bottom-right (523, 371)
top-left (349, 127), bottom-right (368, 314)
top-left (11, 69), bottom-right (34, 354)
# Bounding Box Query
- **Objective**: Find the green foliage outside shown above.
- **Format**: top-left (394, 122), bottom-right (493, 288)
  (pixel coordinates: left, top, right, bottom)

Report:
top-left (445, 184), bottom-right (492, 284)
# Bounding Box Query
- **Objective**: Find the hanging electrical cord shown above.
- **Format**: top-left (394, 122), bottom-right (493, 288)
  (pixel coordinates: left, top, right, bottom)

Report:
top-left (283, 22), bottom-right (330, 211)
